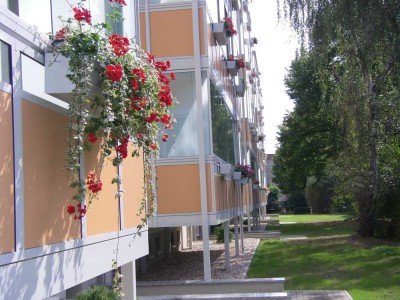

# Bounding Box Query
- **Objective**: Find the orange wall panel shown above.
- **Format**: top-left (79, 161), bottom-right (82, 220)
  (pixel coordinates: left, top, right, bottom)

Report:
top-left (140, 12), bottom-right (147, 51)
top-left (148, 9), bottom-right (205, 58)
top-left (0, 91), bottom-right (14, 254)
top-left (206, 163), bottom-right (212, 212)
top-left (85, 142), bottom-right (119, 236)
top-left (22, 101), bottom-right (80, 248)
top-left (157, 164), bottom-right (201, 214)
top-left (122, 147), bottom-right (145, 229)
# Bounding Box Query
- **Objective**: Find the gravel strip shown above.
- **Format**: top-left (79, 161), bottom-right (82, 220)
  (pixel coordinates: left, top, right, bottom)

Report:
top-left (137, 238), bottom-right (260, 281)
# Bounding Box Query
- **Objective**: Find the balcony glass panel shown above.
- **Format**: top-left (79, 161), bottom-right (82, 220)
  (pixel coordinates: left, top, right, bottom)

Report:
top-left (210, 81), bottom-right (234, 164)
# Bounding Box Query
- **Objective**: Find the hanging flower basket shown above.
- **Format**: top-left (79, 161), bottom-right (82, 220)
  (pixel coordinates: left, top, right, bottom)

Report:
top-left (246, 61), bottom-right (251, 70)
top-left (226, 60), bottom-right (238, 76)
top-left (220, 163), bottom-right (233, 175)
top-left (45, 52), bottom-right (101, 104)
top-left (212, 23), bottom-right (228, 46)
top-left (235, 83), bottom-right (245, 97)
top-left (233, 171), bottom-right (242, 181)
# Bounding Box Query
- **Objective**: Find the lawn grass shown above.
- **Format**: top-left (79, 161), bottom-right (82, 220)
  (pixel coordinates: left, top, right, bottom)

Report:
top-left (249, 216), bottom-right (400, 300)
top-left (268, 222), bottom-right (354, 238)
top-left (279, 213), bottom-right (350, 223)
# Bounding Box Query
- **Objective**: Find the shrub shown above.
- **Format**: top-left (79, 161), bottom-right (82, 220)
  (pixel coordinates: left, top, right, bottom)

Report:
top-left (76, 286), bottom-right (118, 300)
top-left (293, 207), bottom-right (311, 214)
top-left (214, 226), bottom-right (232, 243)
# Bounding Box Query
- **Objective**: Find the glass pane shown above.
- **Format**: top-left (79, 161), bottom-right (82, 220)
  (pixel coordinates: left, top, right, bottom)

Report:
top-left (210, 81), bottom-right (234, 164)
top-left (159, 72), bottom-right (198, 158)
top-left (0, 41), bottom-right (11, 84)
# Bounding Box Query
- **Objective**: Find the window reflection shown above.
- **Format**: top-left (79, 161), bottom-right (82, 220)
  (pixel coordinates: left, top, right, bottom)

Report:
top-left (210, 81), bottom-right (234, 164)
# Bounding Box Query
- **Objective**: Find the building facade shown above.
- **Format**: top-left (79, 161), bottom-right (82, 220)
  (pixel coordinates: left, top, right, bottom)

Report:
top-left (0, 1), bottom-right (148, 299)
top-left (138, 0), bottom-right (267, 280)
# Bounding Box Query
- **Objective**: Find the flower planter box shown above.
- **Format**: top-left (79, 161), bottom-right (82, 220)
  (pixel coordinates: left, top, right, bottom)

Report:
top-left (212, 23), bottom-right (228, 46)
top-left (220, 163), bottom-right (233, 175)
top-left (247, 22), bottom-right (252, 32)
top-left (231, 0), bottom-right (240, 11)
top-left (241, 177), bottom-right (249, 184)
top-left (235, 84), bottom-right (245, 97)
top-left (245, 61), bottom-right (251, 70)
top-left (253, 184), bottom-right (259, 189)
top-left (225, 60), bottom-right (239, 76)
top-left (232, 171), bottom-right (242, 181)
top-left (45, 52), bottom-right (101, 103)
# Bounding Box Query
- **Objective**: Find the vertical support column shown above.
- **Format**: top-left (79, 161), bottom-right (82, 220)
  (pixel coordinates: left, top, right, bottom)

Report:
top-left (165, 228), bottom-right (171, 257)
top-left (189, 226), bottom-right (193, 249)
top-left (192, 0), bottom-right (211, 281)
top-left (121, 261), bottom-right (136, 300)
top-left (224, 221), bottom-right (230, 271)
top-left (234, 217), bottom-right (239, 257)
top-left (240, 215), bottom-right (245, 253)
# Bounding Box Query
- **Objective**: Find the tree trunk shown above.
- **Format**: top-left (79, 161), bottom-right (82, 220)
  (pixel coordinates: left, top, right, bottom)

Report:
top-left (359, 79), bottom-right (378, 237)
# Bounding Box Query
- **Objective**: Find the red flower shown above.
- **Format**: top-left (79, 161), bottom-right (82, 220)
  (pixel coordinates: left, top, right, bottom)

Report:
top-left (154, 60), bottom-right (171, 72)
top-left (108, 34), bottom-right (130, 56)
top-left (105, 64), bottom-right (124, 81)
top-left (130, 79), bottom-right (139, 90)
top-left (169, 72), bottom-right (176, 80)
top-left (55, 28), bottom-right (66, 40)
top-left (162, 134), bottom-right (169, 142)
top-left (130, 96), bottom-right (147, 111)
top-left (223, 17), bottom-right (237, 36)
top-left (88, 132), bottom-right (97, 143)
top-left (158, 85), bottom-right (173, 106)
top-left (158, 72), bottom-right (170, 85)
top-left (149, 143), bottom-right (157, 150)
top-left (116, 137), bottom-right (129, 159)
top-left (160, 114), bottom-right (172, 124)
top-left (77, 203), bottom-right (87, 215)
top-left (144, 112), bottom-right (160, 123)
top-left (73, 7), bottom-right (92, 24)
top-left (67, 205), bottom-right (76, 215)
top-left (147, 52), bottom-right (155, 64)
top-left (109, 0), bottom-right (127, 5)
top-left (86, 173), bottom-right (103, 194)
top-left (132, 68), bottom-right (146, 84)
top-left (237, 58), bottom-right (245, 69)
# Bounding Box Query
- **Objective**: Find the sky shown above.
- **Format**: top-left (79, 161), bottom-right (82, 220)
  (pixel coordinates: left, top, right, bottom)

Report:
top-left (249, 1), bottom-right (299, 154)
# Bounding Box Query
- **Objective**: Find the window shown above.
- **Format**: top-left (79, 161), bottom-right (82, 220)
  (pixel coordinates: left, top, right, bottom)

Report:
top-left (0, 41), bottom-right (11, 84)
top-left (1, 0), bottom-right (19, 15)
top-left (210, 81), bottom-right (235, 164)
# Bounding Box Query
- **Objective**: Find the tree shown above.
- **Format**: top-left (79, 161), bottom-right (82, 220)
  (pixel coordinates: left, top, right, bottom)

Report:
top-left (279, 0), bottom-right (400, 236)
top-left (273, 52), bottom-right (341, 194)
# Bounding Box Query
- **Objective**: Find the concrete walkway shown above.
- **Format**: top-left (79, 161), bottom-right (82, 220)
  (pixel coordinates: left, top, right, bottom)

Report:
top-left (288, 290), bottom-right (353, 300)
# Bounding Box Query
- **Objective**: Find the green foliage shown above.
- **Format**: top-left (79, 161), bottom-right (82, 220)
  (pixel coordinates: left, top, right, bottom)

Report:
top-left (267, 185), bottom-right (280, 213)
top-left (276, 0), bottom-right (400, 236)
top-left (273, 52), bottom-right (341, 194)
top-left (305, 176), bottom-right (334, 213)
top-left (214, 226), bottom-right (232, 243)
top-left (293, 207), bottom-right (311, 214)
top-left (76, 286), bottom-right (118, 300)
top-left (285, 190), bottom-right (307, 211)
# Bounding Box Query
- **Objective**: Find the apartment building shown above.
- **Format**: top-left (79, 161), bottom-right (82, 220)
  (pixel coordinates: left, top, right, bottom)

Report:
top-left (138, 0), bottom-right (267, 280)
top-left (0, 1), bottom-right (148, 299)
